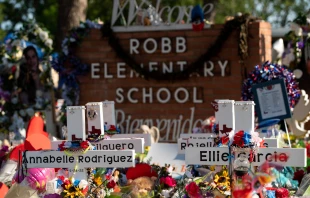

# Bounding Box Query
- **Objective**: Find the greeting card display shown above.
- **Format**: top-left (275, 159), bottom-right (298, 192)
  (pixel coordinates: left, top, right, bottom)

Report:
top-left (252, 79), bottom-right (292, 122)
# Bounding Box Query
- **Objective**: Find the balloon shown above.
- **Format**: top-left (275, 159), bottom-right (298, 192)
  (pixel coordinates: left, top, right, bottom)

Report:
top-left (4, 183), bottom-right (39, 198)
top-left (26, 116), bottom-right (45, 138)
top-left (0, 182), bottom-right (9, 198)
top-left (14, 168), bottom-right (55, 192)
top-left (0, 160), bottom-right (18, 184)
top-left (24, 133), bottom-right (51, 151)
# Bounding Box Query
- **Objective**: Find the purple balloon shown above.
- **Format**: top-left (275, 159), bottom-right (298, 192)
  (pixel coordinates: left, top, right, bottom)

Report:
top-left (14, 168), bottom-right (55, 191)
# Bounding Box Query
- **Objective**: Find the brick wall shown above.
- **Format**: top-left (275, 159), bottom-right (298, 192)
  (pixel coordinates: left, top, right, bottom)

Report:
top-left (75, 21), bottom-right (272, 142)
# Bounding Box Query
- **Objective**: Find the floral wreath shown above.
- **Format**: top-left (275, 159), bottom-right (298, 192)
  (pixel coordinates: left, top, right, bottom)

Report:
top-left (0, 21), bottom-right (54, 136)
top-left (242, 61), bottom-right (300, 108)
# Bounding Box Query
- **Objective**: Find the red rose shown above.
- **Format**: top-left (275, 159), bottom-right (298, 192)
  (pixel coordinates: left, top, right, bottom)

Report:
top-left (57, 176), bottom-right (65, 181)
top-left (233, 131), bottom-right (244, 147)
top-left (275, 188), bottom-right (289, 198)
top-left (80, 141), bottom-right (89, 149)
top-left (109, 125), bottom-right (116, 131)
top-left (105, 174), bottom-right (111, 180)
top-left (160, 176), bottom-right (176, 187)
top-left (185, 182), bottom-right (201, 198)
top-left (107, 180), bottom-right (116, 189)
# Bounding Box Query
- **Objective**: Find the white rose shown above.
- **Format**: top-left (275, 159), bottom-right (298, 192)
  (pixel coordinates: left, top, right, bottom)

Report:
top-left (39, 31), bottom-right (48, 41)
top-left (44, 38), bottom-right (53, 49)
top-left (161, 189), bottom-right (172, 197)
top-left (26, 108), bottom-right (35, 117)
top-left (78, 180), bottom-right (88, 189)
top-left (19, 109), bottom-right (26, 117)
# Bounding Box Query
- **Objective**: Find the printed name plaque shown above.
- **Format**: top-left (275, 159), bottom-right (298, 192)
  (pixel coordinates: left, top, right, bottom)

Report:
top-left (51, 138), bottom-right (144, 153)
top-left (110, 133), bottom-right (152, 146)
top-left (178, 134), bottom-right (215, 154)
top-left (94, 138), bottom-right (144, 153)
top-left (185, 147), bottom-right (306, 167)
top-left (22, 150), bottom-right (135, 168)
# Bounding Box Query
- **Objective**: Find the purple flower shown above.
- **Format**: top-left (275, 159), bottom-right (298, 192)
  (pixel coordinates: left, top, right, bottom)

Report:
top-left (297, 41), bottom-right (304, 49)
top-left (44, 194), bottom-right (61, 198)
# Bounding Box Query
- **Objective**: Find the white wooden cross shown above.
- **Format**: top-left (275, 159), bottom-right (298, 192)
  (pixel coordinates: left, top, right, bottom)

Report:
top-left (181, 100), bottom-right (306, 167)
top-left (24, 103), bottom-right (136, 183)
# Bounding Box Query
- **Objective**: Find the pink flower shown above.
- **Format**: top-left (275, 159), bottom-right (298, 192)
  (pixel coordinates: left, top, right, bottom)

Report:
top-left (160, 176), bottom-right (176, 187)
top-left (185, 182), bottom-right (201, 198)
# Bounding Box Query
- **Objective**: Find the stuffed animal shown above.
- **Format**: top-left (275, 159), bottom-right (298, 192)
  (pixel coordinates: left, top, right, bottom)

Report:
top-left (128, 176), bottom-right (157, 198)
top-left (134, 125), bottom-right (160, 143)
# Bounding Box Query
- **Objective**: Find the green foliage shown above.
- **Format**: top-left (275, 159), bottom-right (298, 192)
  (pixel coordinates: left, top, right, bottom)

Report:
top-left (0, 0), bottom-right (310, 42)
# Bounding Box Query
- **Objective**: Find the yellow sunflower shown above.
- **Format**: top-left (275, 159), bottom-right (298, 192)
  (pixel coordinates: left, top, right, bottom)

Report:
top-left (63, 186), bottom-right (84, 198)
top-left (213, 168), bottom-right (230, 188)
top-left (93, 176), bottom-right (103, 186)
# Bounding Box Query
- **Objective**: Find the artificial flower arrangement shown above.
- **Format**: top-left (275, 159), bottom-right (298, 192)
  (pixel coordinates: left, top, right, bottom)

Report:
top-left (57, 140), bottom-right (93, 152)
top-left (0, 21), bottom-right (54, 138)
top-left (281, 13), bottom-right (310, 71)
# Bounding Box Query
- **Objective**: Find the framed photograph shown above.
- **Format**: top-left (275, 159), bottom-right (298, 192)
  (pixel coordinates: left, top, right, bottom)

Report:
top-left (252, 79), bottom-right (292, 122)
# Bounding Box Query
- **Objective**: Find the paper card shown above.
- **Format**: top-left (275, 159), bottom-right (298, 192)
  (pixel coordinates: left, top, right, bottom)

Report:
top-left (263, 138), bottom-right (278, 148)
top-left (216, 100), bottom-right (235, 137)
top-left (234, 101), bottom-right (255, 132)
top-left (144, 143), bottom-right (186, 178)
top-left (66, 106), bottom-right (86, 141)
top-left (102, 101), bottom-right (116, 126)
top-left (46, 180), bottom-right (57, 194)
top-left (110, 133), bottom-right (152, 146)
top-left (93, 138), bottom-right (144, 153)
top-left (86, 102), bottom-right (104, 136)
top-left (185, 147), bottom-right (306, 167)
top-left (178, 135), bottom-right (215, 154)
top-left (23, 150), bottom-right (135, 168)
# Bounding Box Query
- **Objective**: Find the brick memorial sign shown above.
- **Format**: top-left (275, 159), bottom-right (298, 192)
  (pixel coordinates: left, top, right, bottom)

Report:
top-left (75, 0), bottom-right (272, 142)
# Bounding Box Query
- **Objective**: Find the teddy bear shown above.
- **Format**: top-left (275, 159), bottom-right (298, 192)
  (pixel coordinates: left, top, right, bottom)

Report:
top-left (127, 176), bottom-right (157, 198)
